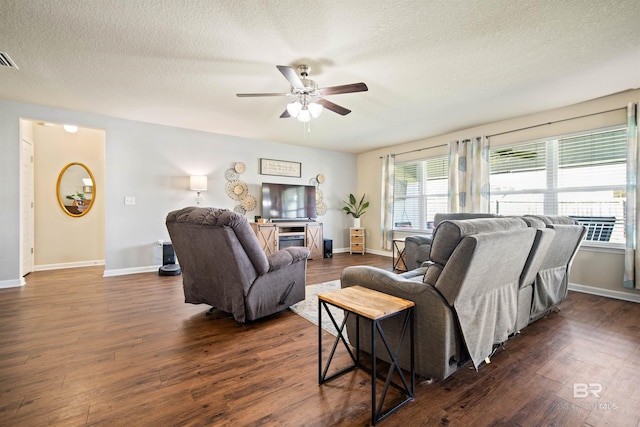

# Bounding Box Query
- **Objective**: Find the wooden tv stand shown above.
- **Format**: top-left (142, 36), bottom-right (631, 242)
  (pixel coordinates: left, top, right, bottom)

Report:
top-left (250, 221), bottom-right (323, 260)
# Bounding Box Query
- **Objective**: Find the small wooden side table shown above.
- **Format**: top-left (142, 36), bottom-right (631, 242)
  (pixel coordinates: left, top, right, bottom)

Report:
top-left (318, 285), bottom-right (415, 425)
top-left (350, 227), bottom-right (365, 254)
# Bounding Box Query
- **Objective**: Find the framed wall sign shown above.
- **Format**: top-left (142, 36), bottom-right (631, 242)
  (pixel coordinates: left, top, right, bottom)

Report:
top-left (259, 158), bottom-right (302, 178)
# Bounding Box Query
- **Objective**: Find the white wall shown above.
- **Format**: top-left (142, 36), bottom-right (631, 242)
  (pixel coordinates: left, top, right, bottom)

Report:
top-left (0, 99), bottom-right (357, 285)
top-left (357, 89), bottom-right (640, 300)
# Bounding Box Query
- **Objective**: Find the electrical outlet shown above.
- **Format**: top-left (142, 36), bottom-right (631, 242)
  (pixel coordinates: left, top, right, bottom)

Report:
top-left (124, 196), bottom-right (136, 206)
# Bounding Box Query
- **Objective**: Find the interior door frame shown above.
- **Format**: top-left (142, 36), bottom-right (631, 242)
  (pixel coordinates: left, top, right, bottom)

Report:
top-left (20, 131), bottom-right (35, 278)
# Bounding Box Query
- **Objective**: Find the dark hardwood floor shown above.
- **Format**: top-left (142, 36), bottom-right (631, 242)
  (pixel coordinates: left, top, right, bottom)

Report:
top-left (1, 253), bottom-right (639, 426)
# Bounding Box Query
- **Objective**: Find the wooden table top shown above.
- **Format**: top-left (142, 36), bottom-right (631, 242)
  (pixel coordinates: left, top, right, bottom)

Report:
top-left (318, 285), bottom-right (414, 320)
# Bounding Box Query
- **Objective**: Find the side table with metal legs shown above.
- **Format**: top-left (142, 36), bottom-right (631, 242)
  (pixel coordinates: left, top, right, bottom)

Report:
top-left (318, 285), bottom-right (415, 425)
top-left (392, 238), bottom-right (407, 271)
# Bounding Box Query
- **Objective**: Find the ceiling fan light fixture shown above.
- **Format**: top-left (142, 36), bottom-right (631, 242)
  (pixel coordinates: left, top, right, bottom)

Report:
top-left (63, 124), bottom-right (78, 133)
top-left (308, 102), bottom-right (323, 118)
top-left (286, 101), bottom-right (302, 117)
top-left (297, 109), bottom-right (311, 122)
top-left (236, 64), bottom-right (367, 123)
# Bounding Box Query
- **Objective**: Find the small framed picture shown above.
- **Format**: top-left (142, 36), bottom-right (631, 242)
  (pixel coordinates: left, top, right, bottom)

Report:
top-left (83, 186), bottom-right (92, 193)
top-left (259, 158), bottom-right (302, 178)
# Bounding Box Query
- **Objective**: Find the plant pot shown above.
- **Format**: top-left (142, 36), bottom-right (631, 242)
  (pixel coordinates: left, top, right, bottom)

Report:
top-left (352, 217), bottom-right (361, 228)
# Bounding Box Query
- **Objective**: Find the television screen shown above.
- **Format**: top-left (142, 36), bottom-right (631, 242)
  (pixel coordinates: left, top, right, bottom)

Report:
top-left (261, 183), bottom-right (316, 220)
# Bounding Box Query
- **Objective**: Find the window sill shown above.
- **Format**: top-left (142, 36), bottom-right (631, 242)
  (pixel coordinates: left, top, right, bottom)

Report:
top-left (579, 241), bottom-right (624, 254)
top-left (392, 229), bottom-right (433, 235)
top-left (391, 231), bottom-right (624, 254)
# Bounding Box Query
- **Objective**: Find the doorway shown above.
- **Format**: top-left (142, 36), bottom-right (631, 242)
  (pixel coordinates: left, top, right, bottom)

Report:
top-left (20, 119), bottom-right (106, 273)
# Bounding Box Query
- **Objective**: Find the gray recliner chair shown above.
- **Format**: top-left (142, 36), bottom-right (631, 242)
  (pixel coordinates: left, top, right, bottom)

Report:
top-left (341, 217), bottom-right (538, 380)
top-left (166, 207), bottom-right (309, 323)
top-left (404, 212), bottom-right (499, 270)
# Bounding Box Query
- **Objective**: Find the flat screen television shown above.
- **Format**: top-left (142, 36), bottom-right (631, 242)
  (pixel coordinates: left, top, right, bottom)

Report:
top-left (261, 183), bottom-right (316, 221)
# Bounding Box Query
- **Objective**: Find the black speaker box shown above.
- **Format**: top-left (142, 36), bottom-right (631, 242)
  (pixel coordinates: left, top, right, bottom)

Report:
top-left (162, 242), bottom-right (176, 265)
top-left (323, 239), bottom-right (333, 259)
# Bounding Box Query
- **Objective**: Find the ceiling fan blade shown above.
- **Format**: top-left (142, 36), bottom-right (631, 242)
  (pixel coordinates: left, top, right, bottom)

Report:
top-left (276, 65), bottom-right (305, 90)
top-left (317, 98), bottom-right (351, 116)
top-left (236, 93), bottom-right (290, 97)
top-left (280, 109), bottom-right (291, 118)
top-left (319, 82), bottom-right (368, 96)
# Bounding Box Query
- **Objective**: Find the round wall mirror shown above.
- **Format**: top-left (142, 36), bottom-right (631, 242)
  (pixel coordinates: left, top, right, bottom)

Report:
top-left (56, 162), bottom-right (96, 217)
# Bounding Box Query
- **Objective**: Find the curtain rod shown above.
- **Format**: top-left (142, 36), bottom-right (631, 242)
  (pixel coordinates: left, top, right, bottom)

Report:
top-left (380, 106), bottom-right (626, 159)
top-left (380, 143), bottom-right (447, 159)
top-left (487, 107), bottom-right (626, 138)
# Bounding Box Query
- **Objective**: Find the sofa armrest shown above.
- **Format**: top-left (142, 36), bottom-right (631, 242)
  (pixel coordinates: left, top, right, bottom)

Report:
top-left (266, 247), bottom-right (309, 272)
top-left (283, 246), bottom-right (310, 262)
top-left (340, 265), bottom-right (463, 380)
top-left (341, 265), bottom-right (443, 302)
top-left (405, 235), bottom-right (434, 270)
top-left (405, 235), bottom-right (433, 246)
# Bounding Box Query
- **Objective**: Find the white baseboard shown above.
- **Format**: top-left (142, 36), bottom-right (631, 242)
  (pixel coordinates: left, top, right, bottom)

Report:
top-left (0, 277), bottom-right (26, 289)
top-left (103, 265), bottom-right (161, 277)
top-left (568, 282), bottom-right (640, 303)
top-left (333, 247), bottom-right (393, 257)
top-left (365, 248), bottom-right (393, 257)
top-left (34, 260), bottom-right (105, 271)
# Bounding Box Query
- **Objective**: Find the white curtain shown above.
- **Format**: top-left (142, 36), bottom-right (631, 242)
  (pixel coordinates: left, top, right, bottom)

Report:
top-left (448, 136), bottom-right (490, 213)
top-left (380, 154), bottom-right (395, 250)
top-left (624, 102), bottom-right (639, 290)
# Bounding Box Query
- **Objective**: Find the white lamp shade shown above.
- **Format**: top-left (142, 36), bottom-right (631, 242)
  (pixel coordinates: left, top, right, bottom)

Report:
top-left (190, 175), bottom-right (207, 191)
top-left (286, 101), bottom-right (302, 117)
top-left (297, 109), bottom-right (311, 122)
top-left (308, 102), bottom-right (323, 118)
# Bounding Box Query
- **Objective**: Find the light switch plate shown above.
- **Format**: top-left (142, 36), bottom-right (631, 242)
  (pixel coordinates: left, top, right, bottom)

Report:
top-left (124, 196), bottom-right (136, 206)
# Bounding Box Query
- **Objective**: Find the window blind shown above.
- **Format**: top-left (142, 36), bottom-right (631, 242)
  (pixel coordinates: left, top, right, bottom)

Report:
top-left (558, 129), bottom-right (626, 168)
top-left (489, 127), bottom-right (627, 244)
top-left (393, 156), bottom-right (448, 230)
top-left (490, 142), bottom-right (547, 175)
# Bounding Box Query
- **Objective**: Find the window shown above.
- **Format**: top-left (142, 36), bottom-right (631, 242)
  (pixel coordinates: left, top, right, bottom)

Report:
top-left (393, 156), bottom-right (448, 231)
top-left (489, 127), bottom-right (627, 244)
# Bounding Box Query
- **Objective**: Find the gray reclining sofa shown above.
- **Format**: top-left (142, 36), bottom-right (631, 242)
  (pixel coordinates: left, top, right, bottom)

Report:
top-left (341, 215), bottom-right (585, 380)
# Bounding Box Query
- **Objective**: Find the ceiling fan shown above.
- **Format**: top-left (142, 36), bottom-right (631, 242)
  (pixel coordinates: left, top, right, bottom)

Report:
top-left (236, 65), bottom-right (368, 122)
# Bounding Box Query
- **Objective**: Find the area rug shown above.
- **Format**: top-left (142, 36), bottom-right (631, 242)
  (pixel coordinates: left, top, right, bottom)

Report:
top-left (290, 279), bottom-right (345, 337)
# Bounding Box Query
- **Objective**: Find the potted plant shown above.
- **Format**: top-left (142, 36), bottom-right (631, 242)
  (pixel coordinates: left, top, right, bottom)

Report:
top-left (66, 191), bottom-right (86, 206)
top-left (342, 193), bottom-right (369, 228)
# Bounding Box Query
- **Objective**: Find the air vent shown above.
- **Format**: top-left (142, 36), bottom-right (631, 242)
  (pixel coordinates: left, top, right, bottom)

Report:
top-left (0, 52), bottom-right (19, 69)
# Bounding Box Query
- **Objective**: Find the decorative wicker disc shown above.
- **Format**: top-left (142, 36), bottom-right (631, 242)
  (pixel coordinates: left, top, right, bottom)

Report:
top-left (225, 168), bottom-right (239, 181)
top-left (316, 202), bottom-right (327, 216)
top-left (233, 205), bottom-right (246, 214)
top-left (316, 174), bottom-right (325, 184)
top-left (308, 177), bottom-right (318, 186)
top-left (234, 162), bottom-right (246, 174)
top-left (225, 180), bottom-right (248, 201)
top-left (315, 188), bottom-right (323, 203)
top-left (241, 195), bottom-right (257, 211)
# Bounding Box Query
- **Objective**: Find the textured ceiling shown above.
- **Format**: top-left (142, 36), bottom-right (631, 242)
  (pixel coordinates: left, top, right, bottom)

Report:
top-left (1, 0), bottom-right (640, 154)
